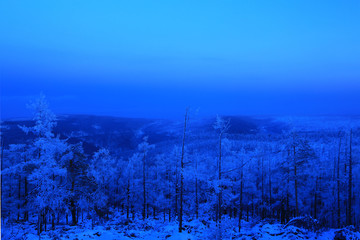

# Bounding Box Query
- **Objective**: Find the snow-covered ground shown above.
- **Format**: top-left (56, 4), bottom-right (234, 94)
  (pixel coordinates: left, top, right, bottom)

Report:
top-left (3, 215), bottom-right (359, 240)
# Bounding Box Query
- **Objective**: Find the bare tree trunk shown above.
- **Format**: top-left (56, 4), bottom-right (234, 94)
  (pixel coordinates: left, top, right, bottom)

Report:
top-left (179, 108), bottom-right (188, 233)
top-left (70, 179), bottom-right (77, 225)
top-left (218, 135), bottom-right (222, 223)
top-left (167, 168), bottom-right (172, 222)
top-left (286, 177), bottom-right (290, 221)
top-left (18, 176), bottom-right (21, 221)
top-left (175, 162), bottom-right (178, 218)
top-left (252, 195), bottom-right (254, 217)
top-left (344, 134), bottom-right (348, 223)
top-left (127, 179), bottom-right (130, 219)
top-left (347, 130), bottom-right (353, 226)
top-left (217, 131), bottom-right (223, 240)
top-left (131, 205), bottom-right (135, 220)
top-left (44, 211), bottom-right (47, 232)
top-left (286, 149), bottom-right (290, 223)
top-left (269, 158), bottom-right (272, 217)
top-left (195, 155), bottom-right (199, 219)
top-left (314, 176), bottom-right (318, 219)
top-left (294, 145), bottom-right (298, 217)
top-left (238, 157), bottom-right (244, 232)
top-left (143, 151), bottom-right (146, 220)
top-left (24, 156), bottom-right (28, 221)
top-left (0, 139), bottom-right (4, 222)
top-left (147, 203), bottom-right (150, 218)
top-left (37, 212), bottom-right (41, 236)
top-left (246, 206), bottom-right (249, 221)
top-left (261, 157), bottom-right (264, 218)
top-left (337, 133), bottom-right (342, 228)
top-left (332, 156), bottom-right (336, 227)
top-left (52, 212), bottom-right (55, 230)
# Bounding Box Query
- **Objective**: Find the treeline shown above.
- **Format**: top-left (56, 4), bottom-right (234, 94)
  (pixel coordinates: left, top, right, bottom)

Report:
top-left (1, 95), bottom-right (359, 236)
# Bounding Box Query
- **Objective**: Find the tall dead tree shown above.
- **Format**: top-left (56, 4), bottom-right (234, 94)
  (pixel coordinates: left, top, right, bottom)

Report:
top-left (0, 138), bottom-right (3, 221)
top-left (179, 108), bottom-right (188, 233)
top-left (347, 129), bottom-right (353, 226)
top-left (314, 176), bottom-right (318, 219)
top-left (238, 156), bottom-right (244, 232)
top-left (195, 154), bottom-right (199, 219)
top-left (175, 157), bottom-right (178, 218)
top-left (337, 132), bottom-right (342, 228)
top-left (286, 149), bottom-right (290, 223)
top-left (142, 149), bottom-right (147, 220)
top-left (294, 144), bottom-right (298, 217)
top-left (268, 157), bottom-right (272, 217)
top-left (213, 115), bottom-right (230, 240)
top-left (24, 154), bottom-right (28, 221)
top-left (126, 177), bottom-right (130, 219)
top-left (138, 136), bottom-right (152, 221)
top-left (261, 157), bottom-right (264, 218)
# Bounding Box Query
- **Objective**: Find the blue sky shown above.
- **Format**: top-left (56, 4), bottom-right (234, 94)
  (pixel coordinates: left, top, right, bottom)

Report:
top-left (1, 0), bottom-right (360, 119)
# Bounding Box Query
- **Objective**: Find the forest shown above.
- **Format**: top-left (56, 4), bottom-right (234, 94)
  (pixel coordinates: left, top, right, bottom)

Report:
top-left (1, 95), bottom-right (359, 240)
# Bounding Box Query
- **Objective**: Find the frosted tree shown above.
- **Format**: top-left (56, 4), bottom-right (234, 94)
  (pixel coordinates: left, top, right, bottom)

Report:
top-left (276, 130), bottom-right (317, 220)
top-left (148, 154), bottom-right (169, 219)
top-left (19, 94), bottom-right (68, 234)
top-left (164, 146), bottom-right (181, 221)
top-left (20, 94), bottom-right (57, 138)
top-left (61, 143), bottom-right (90, 225)
top-left (124, 152), bottom-right (140, 219)
top-left (4, 144), bottom-right (29, 221)
top-left (88, 148), bottom-right (117, 220)
top-left (157, 151), bottom-right (177, 221)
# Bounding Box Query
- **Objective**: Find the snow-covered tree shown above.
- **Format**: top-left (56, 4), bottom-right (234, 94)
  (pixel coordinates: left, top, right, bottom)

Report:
top-left (61, 143), bottom-right (90, 225)
top-left (20, 94), bottom-right (68, 233)
top-left (88, 148), bottom-right (117, 219)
